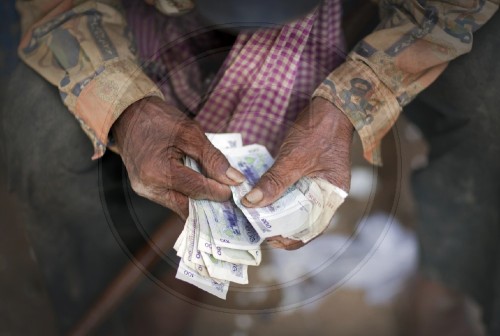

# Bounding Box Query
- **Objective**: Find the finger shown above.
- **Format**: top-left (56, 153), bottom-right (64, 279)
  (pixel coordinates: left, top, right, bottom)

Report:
top-left (182, 133), bottom-right (245, 186)
top-left (130, 180), bottom-right (189, 220)
top-left (161, 189), bottom-right (189, 220)
top-left (200, 143), bottom-right (246, 185)
top-left (266, 236), bottom-right (305, 250)
top-left (168, 163), bottom-right (233, 201)
top-left (241, 153), bottom-right (305, 208)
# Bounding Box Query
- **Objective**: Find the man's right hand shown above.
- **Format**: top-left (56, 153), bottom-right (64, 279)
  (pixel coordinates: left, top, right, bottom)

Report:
top-left (113, 96), bottom-right (245, 220)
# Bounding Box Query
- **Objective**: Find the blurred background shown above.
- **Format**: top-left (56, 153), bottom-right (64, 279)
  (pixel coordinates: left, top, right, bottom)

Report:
top-left (0, 1), bottom-right (484, 335)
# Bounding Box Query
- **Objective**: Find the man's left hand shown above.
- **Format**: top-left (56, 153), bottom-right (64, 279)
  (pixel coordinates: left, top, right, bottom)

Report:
top-left (241, 97), bottom-right (354, 250)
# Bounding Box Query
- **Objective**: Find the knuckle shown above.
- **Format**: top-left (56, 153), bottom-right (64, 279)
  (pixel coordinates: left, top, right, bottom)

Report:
top-left (202, 146), bottom-right (225, 170)
top-left (164, 163), bottom-right (181, 187)
top-left (317, 137), bottom-right (333, 153)
top-left (163, 190), bottom-right (176, 206)
top-left (262, 169), bottom-right (286, 194)
top-left (211, 186), bottom-right (231, 201)
top-left (188, 183), bottom-right (205, 198)
top-left (177, 173), bottom-right (207, 198)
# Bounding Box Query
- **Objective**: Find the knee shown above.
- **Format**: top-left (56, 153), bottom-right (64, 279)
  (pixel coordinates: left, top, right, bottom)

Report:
top-left (1, 63), bottom-right (99, 211)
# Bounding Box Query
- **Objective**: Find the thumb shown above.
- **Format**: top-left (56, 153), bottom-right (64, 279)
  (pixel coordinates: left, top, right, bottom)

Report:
top-left (241, 156), bottom-right (304, 208)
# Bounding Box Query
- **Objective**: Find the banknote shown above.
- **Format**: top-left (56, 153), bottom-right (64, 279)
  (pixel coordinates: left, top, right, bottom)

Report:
top-left (201, 198), bottom-right (262, 250)
top-left (173, 227), bottom-right (185, 254)
top-left (223, 144), bottom-right (313, 238)
top-left (174, 225), bottom-right (211, 277)
top-left (184, 201), bottom-right (204, 266)
top-left (210, 238), bottom-right (261, 266)
top-left (205, 133), bottom-right (242, 150)
top-left (175, 259), bottom-right (229, 299)
top-left (290, 177), bottom-right (347, 242)
top-left (197, 207), bottom-right (214, 254)
top-left (183, 157), bottom-right (212, 269)
top-left (195, 201), bottom-right (261, 266)
top-left (195, 202), bottom-right (253, 281)
top-left (201, 252), bottom-right (249, 284)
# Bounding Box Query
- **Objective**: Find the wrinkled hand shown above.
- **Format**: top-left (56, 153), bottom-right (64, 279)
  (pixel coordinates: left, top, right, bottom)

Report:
top-left (241, 97), bottom-right (354, 250)
top-left (113, 96), bottom-right (245, 219)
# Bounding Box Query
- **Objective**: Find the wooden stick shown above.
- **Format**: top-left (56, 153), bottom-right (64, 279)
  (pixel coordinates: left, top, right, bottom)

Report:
top-left (68, 215), bottom-right (182, 336)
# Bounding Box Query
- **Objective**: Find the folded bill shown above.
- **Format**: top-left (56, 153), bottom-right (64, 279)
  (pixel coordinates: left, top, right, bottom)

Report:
top-left (205, 132), bottom-right (243, 150)
top-left (290, 177), bottom-right (347, 242)
top-left (201, 252), bottom-right (248, 284)
top-left (202, 198), bottom-right (262, 250)
top-left (224, 144), bottom-right (313, 238)
top-left (175, 259), bottom-right (229, 299)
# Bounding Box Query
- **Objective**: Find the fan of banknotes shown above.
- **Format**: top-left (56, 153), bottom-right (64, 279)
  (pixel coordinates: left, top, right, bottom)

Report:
top-left (174, 133), bottom-right (347, 299)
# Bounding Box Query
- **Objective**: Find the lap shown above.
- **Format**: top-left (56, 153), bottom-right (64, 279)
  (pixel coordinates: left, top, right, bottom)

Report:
top-left (0, 62), bottom-right (170, 332)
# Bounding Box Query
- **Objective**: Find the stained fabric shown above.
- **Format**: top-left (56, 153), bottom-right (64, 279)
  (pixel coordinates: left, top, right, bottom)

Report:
top-left (126, 0), bottom-right (344, 153)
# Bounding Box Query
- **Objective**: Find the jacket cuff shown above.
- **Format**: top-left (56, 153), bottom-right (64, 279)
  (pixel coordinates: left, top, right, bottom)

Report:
top-left (312, 58), bottom-right (401, 166)
top-left (67, 59), bottom-right (164, 159)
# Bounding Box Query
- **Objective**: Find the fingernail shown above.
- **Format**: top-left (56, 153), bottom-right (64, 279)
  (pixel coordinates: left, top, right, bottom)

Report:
top-left (244, 188), bottom-right (263, 204)
top-left (226, 167), bottom-right (245, 183)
